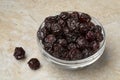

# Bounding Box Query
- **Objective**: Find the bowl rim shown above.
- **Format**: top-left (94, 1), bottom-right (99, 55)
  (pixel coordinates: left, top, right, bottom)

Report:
top-left (37, 12), bottom-right (106, 64)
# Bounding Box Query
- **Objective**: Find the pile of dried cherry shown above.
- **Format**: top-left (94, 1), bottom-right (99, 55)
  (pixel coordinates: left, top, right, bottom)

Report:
top-left (37, 11), bottom-right (103, 61)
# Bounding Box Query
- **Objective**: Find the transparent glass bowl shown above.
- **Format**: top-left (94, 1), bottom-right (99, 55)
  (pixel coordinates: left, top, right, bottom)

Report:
top-left (37, 12), bottom-right (106, 69)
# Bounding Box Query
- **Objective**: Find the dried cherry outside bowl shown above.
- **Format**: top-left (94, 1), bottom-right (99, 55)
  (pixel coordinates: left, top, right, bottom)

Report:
top-left (37, 12), bottom-right (106, 69)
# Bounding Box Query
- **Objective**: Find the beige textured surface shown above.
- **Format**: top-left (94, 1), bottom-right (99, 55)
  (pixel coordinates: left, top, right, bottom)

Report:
top-left (0, 0), bottom-right (120, 80)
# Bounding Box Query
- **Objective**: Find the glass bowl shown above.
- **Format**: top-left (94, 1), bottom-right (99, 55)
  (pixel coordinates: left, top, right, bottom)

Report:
top-left (37, 12), bottom-right (106, 69)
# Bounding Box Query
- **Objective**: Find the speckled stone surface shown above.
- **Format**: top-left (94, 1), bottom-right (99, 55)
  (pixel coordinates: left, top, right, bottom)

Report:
top-left (0, 0), bottom-right (120, 80)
